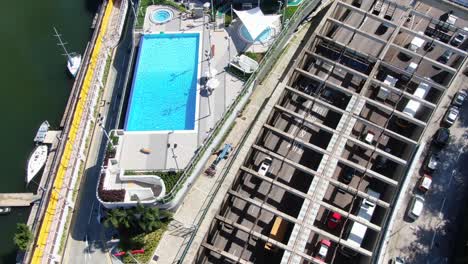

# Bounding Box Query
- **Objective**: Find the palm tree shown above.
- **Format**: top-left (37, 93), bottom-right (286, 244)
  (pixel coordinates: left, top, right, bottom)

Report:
top-left (140, 207), bottom-right (162, 232)
top-left (104, 208), bottom-right (132, 230)
top-left (103, 208), bottom-right (121, 228)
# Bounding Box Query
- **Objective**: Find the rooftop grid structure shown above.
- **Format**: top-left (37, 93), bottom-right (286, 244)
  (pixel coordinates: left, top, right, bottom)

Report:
top-left (190, 0), bottom-right (468, 263)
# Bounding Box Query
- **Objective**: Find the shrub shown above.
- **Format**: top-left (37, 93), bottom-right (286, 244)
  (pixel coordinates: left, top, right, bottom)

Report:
top-left (98, 173), bottom-right (125, 202)
top-left (13, 223), bottom-right (32, 251)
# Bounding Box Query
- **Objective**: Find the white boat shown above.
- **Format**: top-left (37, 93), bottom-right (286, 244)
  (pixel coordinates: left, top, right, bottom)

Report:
top-left (0, 207), bottom-right (11, 215)
top-left (53, 27), bottom-right (82, 77)
top-left (26, 145), bottom-right (48, 184)
top-left (33, 121), bottom-right (50, 143)
top-left (67, 53), bottom-right (82, 77)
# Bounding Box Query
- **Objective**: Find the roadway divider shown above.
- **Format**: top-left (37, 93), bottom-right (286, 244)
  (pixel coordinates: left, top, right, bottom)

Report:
top-left (30, 0), bottom-right (115, 263)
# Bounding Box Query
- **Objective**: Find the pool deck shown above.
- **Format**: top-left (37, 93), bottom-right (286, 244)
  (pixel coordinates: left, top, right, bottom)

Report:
top-left (114, 5), bottom-right (244, 172)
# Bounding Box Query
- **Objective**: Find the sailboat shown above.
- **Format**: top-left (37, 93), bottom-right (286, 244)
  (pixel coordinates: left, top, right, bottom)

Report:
top-left (26, 145), bottom-right (48, 184)
top-left (53, 27), bottom-right (82, 77)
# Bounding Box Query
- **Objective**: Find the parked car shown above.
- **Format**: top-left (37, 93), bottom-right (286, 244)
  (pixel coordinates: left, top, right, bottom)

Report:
top-left (258, 157), bottom-right (272, 176)
top-left (425, 152), bottom-right (440, 172)
top-left (452, 89), bottom-right (467, 107)
top-left (390, 256), bottom-right (406, 264)
top-left (451, 27), bottom-right (468, 47)
top-left (408, 195), bottom-right (425, 220)
top-left (315, 239), bottom-right (331, 261)
top-left (432, 127), bottom-right (450, 147)
top-left (327, 212), bottom-right (342, 229)
top-left (423, 41), bottom-right (436, 52)
top-left (418, 174), bottom-right (432, 193)
top-left (437, 50), bottom-right (454, 64)
top-left (340, 167), bottom-right (355, 184)
top-left (375, 147), bottom-right (391, 169)
top-left (443, 106), bottom-right (460, 126)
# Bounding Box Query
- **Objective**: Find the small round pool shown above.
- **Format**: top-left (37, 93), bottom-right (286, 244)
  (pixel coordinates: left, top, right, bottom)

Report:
top-left (151, 8), bottom-right (173, 24)
top-left (239, 25), bottom-right (273, 44)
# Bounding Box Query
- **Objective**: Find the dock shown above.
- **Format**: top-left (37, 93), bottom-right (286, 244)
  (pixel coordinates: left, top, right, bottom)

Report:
top-left (0, 193), bottom-right (40, 207)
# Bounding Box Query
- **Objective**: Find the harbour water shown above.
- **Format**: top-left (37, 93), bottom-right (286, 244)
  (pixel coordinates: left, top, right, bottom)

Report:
top-left (0, 0), bottom-right (97, 262)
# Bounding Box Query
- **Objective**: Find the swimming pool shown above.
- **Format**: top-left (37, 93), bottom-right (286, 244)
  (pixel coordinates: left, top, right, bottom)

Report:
top-left (239, 25), bottom-right (273, 43)
top-left (125, 33), bottom-right (200, 131)
top-left (151, 8), bottom-right (173, 24)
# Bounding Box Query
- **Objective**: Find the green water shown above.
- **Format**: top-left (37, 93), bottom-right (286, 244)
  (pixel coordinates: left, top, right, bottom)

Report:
top-left (0, 0), bottom-right (98, 262)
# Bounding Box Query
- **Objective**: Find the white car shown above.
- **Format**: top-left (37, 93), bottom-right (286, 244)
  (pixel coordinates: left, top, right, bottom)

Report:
top-left (258, 157), bottom-right (272, 176)
top-left (408, 195), bottom-right (425, 220)
top-left (390, 257), bottom-right (405, 264)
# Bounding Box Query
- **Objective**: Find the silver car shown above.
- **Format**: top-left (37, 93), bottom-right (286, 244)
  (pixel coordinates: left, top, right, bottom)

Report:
top-left (443, 106), bottom-right (460, 126)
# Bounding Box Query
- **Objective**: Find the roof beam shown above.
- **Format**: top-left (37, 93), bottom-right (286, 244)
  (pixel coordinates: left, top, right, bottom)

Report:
top-left (280, 88), bottom-right (418, 146)
top-left (201, 243), bottom-right (252, 264)
top-left (251, 144), bottom-right (391, 208)
top-left (240, 166), bottom-right (383, 233)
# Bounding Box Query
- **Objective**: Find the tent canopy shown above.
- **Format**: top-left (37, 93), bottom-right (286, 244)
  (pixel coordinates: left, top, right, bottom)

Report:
top-left (233, 7), bottom-right (280, 41)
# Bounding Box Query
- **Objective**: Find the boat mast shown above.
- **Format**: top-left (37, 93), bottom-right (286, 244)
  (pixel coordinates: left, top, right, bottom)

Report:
top-left (53, 27), bottom-right (72, 61)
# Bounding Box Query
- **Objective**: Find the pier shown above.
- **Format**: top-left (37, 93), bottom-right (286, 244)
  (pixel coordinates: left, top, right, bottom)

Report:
top-left (0, 193), bottom-right (40, 207)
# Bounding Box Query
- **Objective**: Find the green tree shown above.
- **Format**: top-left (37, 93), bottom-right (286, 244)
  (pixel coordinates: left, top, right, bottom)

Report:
top-left (104, 208), bottom-right (132, 230)
top-left (13, 223), bottom-right (32, 251)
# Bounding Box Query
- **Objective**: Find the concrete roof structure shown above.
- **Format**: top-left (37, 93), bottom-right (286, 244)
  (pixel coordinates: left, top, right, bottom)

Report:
top-left (186, 0), bottom-right (468, 263)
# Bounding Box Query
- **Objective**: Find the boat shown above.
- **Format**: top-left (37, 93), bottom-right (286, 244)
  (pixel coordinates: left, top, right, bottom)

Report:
top-left (33, 121), bottom-right (50, 144)
top-left (53, 27), bottom-right (82, 77)
top-left (0, 207), bottom-right (11, 215)
top-left (26, 145), bottom-right (48, 184)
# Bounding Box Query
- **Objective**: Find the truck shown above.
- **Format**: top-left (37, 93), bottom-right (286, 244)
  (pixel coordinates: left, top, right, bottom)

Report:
top-left (341, 189), bottom-right (381, 256)
top-left (409, 32), bottom-right (425, 52)
top-left (377, 75), bottom-right (398, 100)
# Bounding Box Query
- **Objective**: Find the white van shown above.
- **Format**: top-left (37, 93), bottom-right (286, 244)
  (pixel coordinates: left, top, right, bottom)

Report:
top-left (402, 81), bottom-right (430, 117)
top-left (342, 189), bottom-right (381, 256)
top-left (377, 75), bottom-right (398, 100)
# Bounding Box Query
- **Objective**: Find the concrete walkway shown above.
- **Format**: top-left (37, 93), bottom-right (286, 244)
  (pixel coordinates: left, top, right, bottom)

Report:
top-left (152, 22), bottom-right (312, 264)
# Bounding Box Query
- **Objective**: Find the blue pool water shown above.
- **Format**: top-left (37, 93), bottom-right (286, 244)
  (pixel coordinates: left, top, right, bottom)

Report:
top-left (152, 9), bottom-right (172, 23)
top-left (125, 33), bottom-right (199, 131)
top-left (239, 25), bottom-right (272, 43)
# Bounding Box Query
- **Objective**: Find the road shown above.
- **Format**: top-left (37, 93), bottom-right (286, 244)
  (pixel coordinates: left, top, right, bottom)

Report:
top-left (384, 72), bottom-right (468, 263)
top-left (61, 3), bottom-right (135, 263)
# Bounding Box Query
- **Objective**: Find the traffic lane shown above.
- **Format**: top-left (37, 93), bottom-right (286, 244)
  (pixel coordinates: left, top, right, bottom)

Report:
top-left (387, 128), bottom-right (467, 262)
top-left (64, 4), bottom-right (136, 262)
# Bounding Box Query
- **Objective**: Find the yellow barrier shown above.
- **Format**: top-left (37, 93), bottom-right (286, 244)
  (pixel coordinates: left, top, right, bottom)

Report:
top-left (30, 0), bottom-right (114, 263)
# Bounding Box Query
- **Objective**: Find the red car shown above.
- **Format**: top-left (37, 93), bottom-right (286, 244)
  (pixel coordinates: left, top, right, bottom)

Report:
top-left (327, 212), bottom-right (342, 229)
top-left (418, 174), bottom-right (432, 193)
top-left (315, 239), bottom-right (331, 262)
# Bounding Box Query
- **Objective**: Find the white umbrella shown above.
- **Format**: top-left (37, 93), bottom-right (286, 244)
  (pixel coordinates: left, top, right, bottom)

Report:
top-left (203, 2), bottom-right (211, 9)
top-left (206, 78), bottom-right (220, 89)
top-left (205, 68), bottom-right (218, 78)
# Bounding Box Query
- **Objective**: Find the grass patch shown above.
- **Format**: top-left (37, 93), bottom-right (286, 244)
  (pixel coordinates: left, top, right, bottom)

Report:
top-left (244, 52), bottom-right (265, 63)
top-left (124, 170), bottom-right (183, 193)
top-left (227, 66), bottom-right (251, 81)
top-left (119, 221), bottom-right (169, 263)
top-left (102, 54), bottom-right (113, 87)
top-left (224, 13), bottom-right (232, 27)
top-left (58, 212), bottom-right (73, 255)
top-left (285, 6), bottom-right (298, 20)
top-left (137, 0), bottom-right (186, 28)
